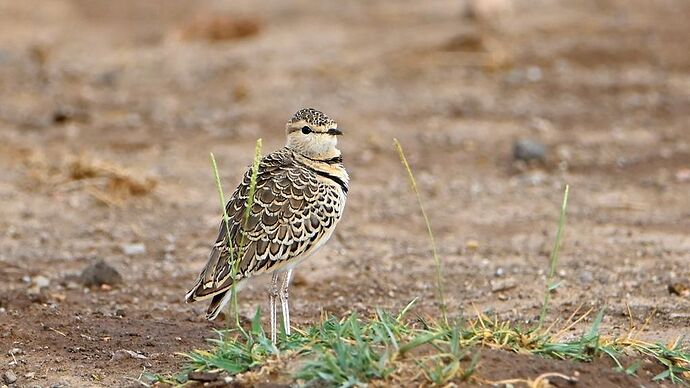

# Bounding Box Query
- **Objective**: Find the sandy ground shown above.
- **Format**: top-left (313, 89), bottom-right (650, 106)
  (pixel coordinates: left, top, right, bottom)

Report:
top-left (0, 0), bottom-right (689, 386)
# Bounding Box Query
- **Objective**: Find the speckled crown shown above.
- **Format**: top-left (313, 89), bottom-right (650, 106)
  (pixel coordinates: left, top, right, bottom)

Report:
top-left (289, 108), bottom-right (336, 128)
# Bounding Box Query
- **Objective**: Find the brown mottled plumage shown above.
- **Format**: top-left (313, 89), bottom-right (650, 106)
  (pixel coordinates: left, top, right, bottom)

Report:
top-left (185, 108), bottom-right (348, 341)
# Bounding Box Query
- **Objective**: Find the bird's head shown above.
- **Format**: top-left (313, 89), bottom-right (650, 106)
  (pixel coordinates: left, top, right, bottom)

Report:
top-left (285, 108), bottom-right (342, 160)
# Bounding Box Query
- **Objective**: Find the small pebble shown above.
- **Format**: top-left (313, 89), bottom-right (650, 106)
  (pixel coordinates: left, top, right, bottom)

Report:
top-left (33, 275), bottom-right (50, 288)
top-left (526, 66), bottom-right (543, 82)
top-left (669, 283), bottom-right (689, 297)
top-left (80, 260), bottom-right (123, 287)
top-left (517, 171), bottom-right (547, 186)
top-left (111, 349), bottom-right (147, 361)
top-left (121, 243), bottom-right (146, 256)
top-left (491, 279), bottom-right (517, 292)
top-left (188, 371), bottom-right (220, 382)
top-left (579, 271), bottom-right (594, 284)
top-left (513, 139), bottom-right (546, 162)
top-left (465, 239), bottom-right (480, 251)
top-left (2, 370), bottom-right (17, 384)
top-left (676, 169), bottom-right (690, 183)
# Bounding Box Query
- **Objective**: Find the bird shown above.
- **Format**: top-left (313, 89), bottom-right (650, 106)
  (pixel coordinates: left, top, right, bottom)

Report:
top-left (185, 108), bottom-right (349, 343)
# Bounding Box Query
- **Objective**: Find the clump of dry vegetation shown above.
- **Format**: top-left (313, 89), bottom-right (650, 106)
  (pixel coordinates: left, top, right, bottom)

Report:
top-left (67, 154), bottom-right (157, 197)
top-left (175, 13), bottom-right (261, 42)
top-left (22, 151), bottom-right (157, 206)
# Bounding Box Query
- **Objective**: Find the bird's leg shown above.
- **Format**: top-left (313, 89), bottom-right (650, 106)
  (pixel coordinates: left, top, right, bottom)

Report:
top-left (279, 269), bottom-right (293, 337)
top-left (269, 272), bottom-right (280, 343)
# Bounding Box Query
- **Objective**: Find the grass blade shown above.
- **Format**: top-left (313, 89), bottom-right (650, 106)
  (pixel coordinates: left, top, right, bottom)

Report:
top-left (538, 184), bottom-right (570, 327)
top-left (210, 138), bottom-right (263, 331)
top-left (393, 138), bottom-right (447, 325)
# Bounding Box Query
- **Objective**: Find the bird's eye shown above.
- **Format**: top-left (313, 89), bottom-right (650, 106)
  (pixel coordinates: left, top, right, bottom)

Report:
top-left (301, 126), bottom-right (312, 134)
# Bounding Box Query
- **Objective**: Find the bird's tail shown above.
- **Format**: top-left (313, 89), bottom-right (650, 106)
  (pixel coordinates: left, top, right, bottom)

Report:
top-left (184, 243), bottom-right (232, 303)
top-left (205, 290), bottom-right (233, 320)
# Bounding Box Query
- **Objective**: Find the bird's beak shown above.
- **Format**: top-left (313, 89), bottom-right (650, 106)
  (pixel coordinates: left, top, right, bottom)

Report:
top-left (328, 128), bottom-right (343, 136)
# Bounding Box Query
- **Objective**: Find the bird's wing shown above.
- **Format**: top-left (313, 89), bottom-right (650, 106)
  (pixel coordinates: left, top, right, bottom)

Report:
top-left (185, 150), bottom-right (337, 302)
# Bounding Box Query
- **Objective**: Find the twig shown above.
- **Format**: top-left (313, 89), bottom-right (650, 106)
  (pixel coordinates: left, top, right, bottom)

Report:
top-left (487, 372), bottom-right (578, 387)
top-left (47, 326), bottom-right (67, 337)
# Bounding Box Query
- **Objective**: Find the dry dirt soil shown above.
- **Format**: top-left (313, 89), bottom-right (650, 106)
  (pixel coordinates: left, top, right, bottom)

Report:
top-left (1, 0), bottom-right (689, 386)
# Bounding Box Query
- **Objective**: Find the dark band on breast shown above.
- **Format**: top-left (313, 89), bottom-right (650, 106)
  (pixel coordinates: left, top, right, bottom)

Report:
top-left (304, 155), bottom-right (343, 165)
top-left (314, 170), bottom-right (349, 193)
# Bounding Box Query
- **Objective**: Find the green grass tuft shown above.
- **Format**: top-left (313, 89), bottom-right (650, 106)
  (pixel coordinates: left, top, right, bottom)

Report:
top-left (156, 142), bottom-right (690, 387)
top-left (152, 304), bottom-right (690, 386)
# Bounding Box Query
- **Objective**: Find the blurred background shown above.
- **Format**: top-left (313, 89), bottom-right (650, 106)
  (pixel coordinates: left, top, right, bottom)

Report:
top-left (0, 0), bottom-right (689, 385)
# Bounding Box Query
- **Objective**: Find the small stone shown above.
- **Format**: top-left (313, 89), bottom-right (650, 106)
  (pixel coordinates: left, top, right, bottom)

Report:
top-left (517, 171), bottom-right (546, 186)
top-left (111, 349), bottom-right (147, 361)
top-left (669, 283), bottom-right (689, 297)
top-left (491, 279), bottom-right (517, 293)
top-left (526, 66), bottom-right (542, 82)
top-left (66, 281), bottom-right (80, 290)
top-left (2, 370), bottom-right (17, 384)
top-left (33, 275), bottom-right (50, 288)
top-left (676, 169), bottom-right (690, 183)
top-left (8, 348), bottom-right (23, 356)
top-left (80, 260), bottom-right (123, 287)
top-left (579, 271), bottom-right (594, 284)
top-left (121, 243), bottom-right (146, 256)
top-left (513, 139), bottom-right (546, 162)
top-left (465, 239), bottom-right (480, 251)
top-left (187, 371), bottom-right (220, 382)
top-left (495, 267), bottom-right (505, 277)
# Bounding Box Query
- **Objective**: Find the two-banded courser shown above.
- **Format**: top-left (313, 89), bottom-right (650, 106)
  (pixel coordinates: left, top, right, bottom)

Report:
top-left (185, 108), bottom-right (349, 343)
